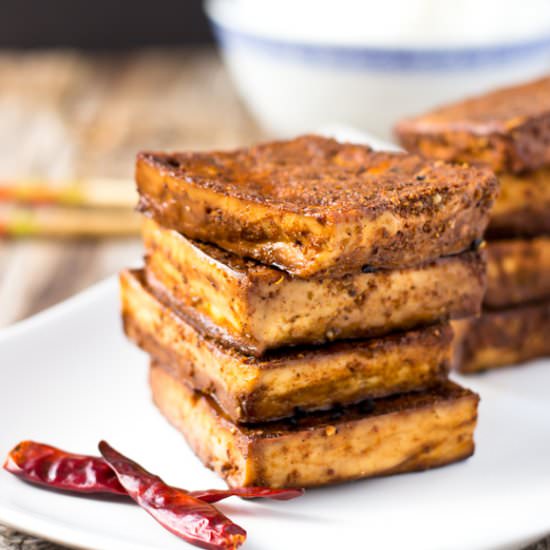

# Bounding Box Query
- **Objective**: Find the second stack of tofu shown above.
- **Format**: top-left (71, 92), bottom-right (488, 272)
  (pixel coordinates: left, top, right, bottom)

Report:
top-left (120, 135), bottom-right (498, 488)
top-left (397, 76), bottom-right (550, 373)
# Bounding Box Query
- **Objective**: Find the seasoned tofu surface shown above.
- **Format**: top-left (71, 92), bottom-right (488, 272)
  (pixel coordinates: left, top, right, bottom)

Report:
top-left (143, 219), bottom-right (486, 356)
top-left (485, 237), bottom-right (550, 308)
top-left (136, 135), bottom-right (497, 277)
top-left (150, 365), bottom-right (479, 488)
top-left (452, 300), bottom-right (550, 373)
top-left (120, 269), bottom-right (452, 423)
top-left (396, 76), bottom-right (550, 173)
top-left (488, 168), bottom-right (550, 237)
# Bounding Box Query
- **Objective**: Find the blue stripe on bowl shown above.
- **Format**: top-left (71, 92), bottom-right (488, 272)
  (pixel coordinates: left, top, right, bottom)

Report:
top-left (212, 22), bottom-right (550, 72)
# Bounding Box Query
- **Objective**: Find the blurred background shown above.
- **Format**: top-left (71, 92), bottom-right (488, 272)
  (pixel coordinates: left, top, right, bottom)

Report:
top-left (0, 1), bottom-right (263, 332)
top-left (1, 0), bottom-right (550, 327)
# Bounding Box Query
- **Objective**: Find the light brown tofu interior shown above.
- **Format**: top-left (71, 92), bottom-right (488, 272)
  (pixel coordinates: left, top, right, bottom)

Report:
top-left (150, 364), bottom-right (479, 488)
top-left (143, 218), bottom-right (485, 356)
top-left (489, 168), bottom-right (550, 236)
top-left (485, 237), bottom-right (550, 308)
top-left (120, 269), bottom-right (452, 423)
top-left (452, 300), bottom-right (550, 373)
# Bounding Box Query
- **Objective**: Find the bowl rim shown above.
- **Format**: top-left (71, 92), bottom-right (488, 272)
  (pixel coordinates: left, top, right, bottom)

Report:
top-left (209, 25), bottom-right (550, 72)
top-left (204, 0), bottom-right (550, 53)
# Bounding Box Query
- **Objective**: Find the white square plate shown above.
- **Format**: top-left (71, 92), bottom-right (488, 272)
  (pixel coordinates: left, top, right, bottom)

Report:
top-left (0, 276), bottom-right (549, 550)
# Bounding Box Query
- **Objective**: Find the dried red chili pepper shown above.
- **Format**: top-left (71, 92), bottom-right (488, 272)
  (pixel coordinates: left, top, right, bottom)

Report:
top-left (3, 441), bottom-right (126, 495)
top-left (4, 441), bottom-right (304, 506)
top-left (99, 441), bottom-right (246, 550)
top-left (190, 487), bottom-right (304, 503)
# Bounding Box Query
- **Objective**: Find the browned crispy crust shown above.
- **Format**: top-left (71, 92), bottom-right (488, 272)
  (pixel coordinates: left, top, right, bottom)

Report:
top-left (452, 301), bottom-right (550, 373)
top-left (485, 237), bottom-right (550, 308)
top-left (142, 218), bottom-right (486, 356)
top-left (136, 135), bottom-right (497, 277)
top-left (396, 76), bottom-right (550, 174)
top-left (120, 269), bottom-right (452, 423)
top-left (150, 364), bottom-right (479, 488)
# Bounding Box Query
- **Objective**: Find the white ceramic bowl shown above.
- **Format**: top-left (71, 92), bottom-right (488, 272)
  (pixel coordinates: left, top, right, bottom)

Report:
top-left (205, 0), bottom-right (550, 140)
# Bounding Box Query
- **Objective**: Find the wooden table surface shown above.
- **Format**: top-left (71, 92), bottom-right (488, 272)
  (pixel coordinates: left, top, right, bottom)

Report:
top-left (0, 49), bottom-right (546, 550)
top-left (0, 48), bottom-right (264, 329)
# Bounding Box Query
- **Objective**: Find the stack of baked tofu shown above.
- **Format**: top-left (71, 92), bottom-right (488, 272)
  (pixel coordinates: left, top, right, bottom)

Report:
top-left (119, 135), bottom-right (498, 488)
top-left (397, 76), bottom-right (550, 373)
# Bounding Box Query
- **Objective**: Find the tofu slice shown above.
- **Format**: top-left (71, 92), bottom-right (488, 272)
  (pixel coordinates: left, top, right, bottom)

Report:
top-left (142, 219), bottom-right (486, 356)
top-left (150, 364), bottom-right (479, 488)
top-left (120, 269), bottom-right (451, 423)
top-left (489, 168), bottom-right (550, 237)
top-left (136, 135), bottom-right (497, 277)
top-left (396, 75), bottom-right (550, 174)
top-left (485, 237), bottom-right (550, 308)
top-left (452, 300), bottom-right (550, 373)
